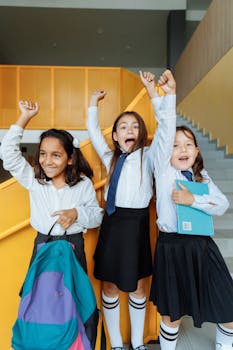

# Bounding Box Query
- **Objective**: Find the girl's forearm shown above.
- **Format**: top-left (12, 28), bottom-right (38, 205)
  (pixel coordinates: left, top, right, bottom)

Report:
top-left (15, 114), bottom-right (31, 129)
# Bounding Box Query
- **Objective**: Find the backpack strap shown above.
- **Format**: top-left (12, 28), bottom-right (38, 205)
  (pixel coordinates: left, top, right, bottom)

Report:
top-left (46, 222), bottom-right (67, 243)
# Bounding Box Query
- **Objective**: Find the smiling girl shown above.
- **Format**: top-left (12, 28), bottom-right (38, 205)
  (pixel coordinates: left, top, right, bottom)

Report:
top-left (87, 71), bottom-right (175, 350)
top-left (149, 71), bottom-right (233, 350)
top-left (1, 101), bottom-right (103, 272)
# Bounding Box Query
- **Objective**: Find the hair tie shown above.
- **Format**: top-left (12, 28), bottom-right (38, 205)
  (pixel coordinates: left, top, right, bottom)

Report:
top-left (72, 137), bottom-right (80, 148)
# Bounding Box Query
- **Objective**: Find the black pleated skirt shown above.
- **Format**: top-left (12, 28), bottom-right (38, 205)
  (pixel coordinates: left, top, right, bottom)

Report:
top-left (94, 207), bottom-right (152, 292)
top-left (150, 232), bottom-right (233, 327)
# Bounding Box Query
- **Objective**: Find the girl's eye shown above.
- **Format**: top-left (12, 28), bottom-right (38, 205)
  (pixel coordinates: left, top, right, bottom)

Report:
top-left (173, 144), bottom-right (178, 148)
top-left (53, 154), bottom-right (61, 158)
top-left (133, 125), bottom-right (139, 129)
top-left (39, 152), bottom-right (45, 156)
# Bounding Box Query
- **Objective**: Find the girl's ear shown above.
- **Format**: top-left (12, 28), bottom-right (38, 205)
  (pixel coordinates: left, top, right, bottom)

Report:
top-left (68, 157), bottom-right (73, 165)
top-left (113, 131), bottom-right (118, 142)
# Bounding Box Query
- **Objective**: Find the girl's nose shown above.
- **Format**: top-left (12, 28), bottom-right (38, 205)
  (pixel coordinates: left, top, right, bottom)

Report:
top-left (44, 156), bottom-right (53, 164)
top-left (180, 145), bottom-right (187, 152)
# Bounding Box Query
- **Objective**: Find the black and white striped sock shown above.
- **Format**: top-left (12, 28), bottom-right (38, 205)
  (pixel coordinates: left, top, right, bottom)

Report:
top-left (159, 320), bottom-right (179, 350)
top-left (102, 293), bottom-right (123, 348)
top-left (216, 323), bottom-right (233, 348)
top-left (128, 294), bottom-right (146, 349)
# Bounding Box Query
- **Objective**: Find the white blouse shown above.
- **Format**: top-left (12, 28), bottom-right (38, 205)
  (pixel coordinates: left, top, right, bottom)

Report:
top-left (152, 95), bottom-right (229, 233)
top-left (87, 95), bottom-right (176, 209)
top-left (1, 125), bottom-right (103, 235)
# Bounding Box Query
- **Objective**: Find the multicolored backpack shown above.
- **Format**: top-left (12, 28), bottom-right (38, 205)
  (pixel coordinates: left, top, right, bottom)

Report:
top-left (12, 240), bottom-right (98, 350)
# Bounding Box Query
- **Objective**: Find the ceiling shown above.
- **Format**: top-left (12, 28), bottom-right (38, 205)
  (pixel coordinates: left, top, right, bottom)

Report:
top-left (0, 0), bottom-right (213, 69)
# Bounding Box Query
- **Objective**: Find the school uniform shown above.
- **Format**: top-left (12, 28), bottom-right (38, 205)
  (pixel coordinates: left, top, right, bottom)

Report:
top-left (87, 98), bottom-right (173, 292)
top-left (150, 94), bottom-right (233, 327)
top-left (1, 124), bottom-right (103, 272)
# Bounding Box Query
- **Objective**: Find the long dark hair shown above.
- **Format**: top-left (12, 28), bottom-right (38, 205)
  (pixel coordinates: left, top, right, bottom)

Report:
top-left (108, 111), bottom-right (148, 181)
top-left (34, 129), bottom-right (93, 186)
top-left (176, 125), bottom-right (204, 182)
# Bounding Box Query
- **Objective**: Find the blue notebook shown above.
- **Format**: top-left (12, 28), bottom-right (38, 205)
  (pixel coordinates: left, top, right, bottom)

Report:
top-left (176, 180), bottom-right (214, 236)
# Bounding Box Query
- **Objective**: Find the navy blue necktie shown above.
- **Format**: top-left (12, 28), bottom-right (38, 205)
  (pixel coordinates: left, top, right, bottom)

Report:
top-left (181, 170), bottom-right (193, 182)
top-left (106, 153), bottom-right (128, 216)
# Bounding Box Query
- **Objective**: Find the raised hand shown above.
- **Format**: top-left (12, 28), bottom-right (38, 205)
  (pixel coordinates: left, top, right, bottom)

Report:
top-left (139, 71), bottom-right (155, 88)
top-left (16, 100), bottom-right (39, 128)
top-left (158, 69), bottom-right (176, 95)
top-left (139, 71), bottom-right (158, 99)
top-left (18, 100), bottom-right (39, 119)
top-left (89, 90), bottom-right (107, 106)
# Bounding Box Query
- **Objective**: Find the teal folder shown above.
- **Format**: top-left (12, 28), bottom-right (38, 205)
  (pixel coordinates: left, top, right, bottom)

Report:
top-left (176, 180), bottom-right (214, 236)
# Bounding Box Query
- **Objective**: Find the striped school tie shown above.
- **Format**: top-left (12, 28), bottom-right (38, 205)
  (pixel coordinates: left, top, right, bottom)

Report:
top-left (181, 170), bottom-right (193, 182)
top-left (106, 152), bottom-right (128, 216)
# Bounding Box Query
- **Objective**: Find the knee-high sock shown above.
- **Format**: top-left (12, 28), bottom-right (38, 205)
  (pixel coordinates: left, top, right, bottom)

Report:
top-left (128, 294), bottom-right (146, 348)
top-left (159, 320), bottom-right (179, 350)
top-left (102, 293), bottom-right (123, 348)
top-left (216, 324), bottom-right (233, 348)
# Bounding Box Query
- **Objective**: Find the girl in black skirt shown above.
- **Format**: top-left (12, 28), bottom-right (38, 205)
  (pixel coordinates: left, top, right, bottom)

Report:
top-left (87, 71), bottom-right (165, 350)
top-left (150, 70), bottom-right (233, 350)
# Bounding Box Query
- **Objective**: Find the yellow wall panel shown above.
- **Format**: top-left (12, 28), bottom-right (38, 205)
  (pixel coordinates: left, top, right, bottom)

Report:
top-left (0, 65), bottom-right (144, 130)
top-left (19, 67), bottom-right (52, 129)
top-left (88, 68), bottom-right (121, 128)
top-left (54, 68), bottom-right (86, 129)
top-left (120, 69), bottom-right (144, 111)
top-left (177, 46), bottom-right (233, 155)
top-left (0, 66), bottom-right (17, 127)
top-left (0, 225), bottom-right (36, 350)
top-left (0, 179), bottom-right (30, 232)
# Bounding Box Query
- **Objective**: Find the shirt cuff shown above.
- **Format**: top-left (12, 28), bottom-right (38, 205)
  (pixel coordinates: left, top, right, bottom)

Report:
top-left (160, 94), bottom-right (176, 111)
top-left (10, 124), bottom-right (24, 134)
top-left (88, 106), bottom-right (98, 112)
top-left (191, 194), bottom-right (212, 212)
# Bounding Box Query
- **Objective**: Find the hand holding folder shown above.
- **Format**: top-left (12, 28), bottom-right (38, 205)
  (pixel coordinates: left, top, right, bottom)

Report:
top-left (175, 180), bottom-right (214, 236)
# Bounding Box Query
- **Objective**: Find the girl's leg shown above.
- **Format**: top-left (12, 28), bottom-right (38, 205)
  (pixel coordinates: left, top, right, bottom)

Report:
top-left (102, 281), bottom-right (123, 349)
top-left (216, 322), bottom-right (233, 349)
top-left (159, 316), bottom-right (181, 350)
top-left (129, 278), bottom-right (147, 349)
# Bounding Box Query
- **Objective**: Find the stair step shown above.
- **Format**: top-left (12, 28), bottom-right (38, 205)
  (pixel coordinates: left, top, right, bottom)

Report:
top-left (214, 229), bottom-right (233, 238)
top-left (225, 257), bottom-right (233, 276)
top-left (202, 150), bottom-right (225, 159)
top-left (207, 168), bottom-right (233, 179)
top-left (226, 194), bottom-right (233, 209)
top-left (199, 143), bottom-right (219, 150)
top-left (179, 317), bottom-right (215, 350)
top-left (205, 158), bottom-right (233, 168)
top-left (213, 212), bottom-right (233, 230)
top-left (214, 180), bottom-right (233, 193)
top-left (213, 237), bottom-right (233, 258)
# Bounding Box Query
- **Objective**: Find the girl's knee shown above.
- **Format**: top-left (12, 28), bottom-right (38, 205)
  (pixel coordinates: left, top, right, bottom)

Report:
top-left (162, 315), bottom-right (181, 328)
top-left (222, 322), bottom-right (233, 329)
top-left (102, 282), bottom-right (119, 297)
top-left (130, 279), bottom-right (146, 298)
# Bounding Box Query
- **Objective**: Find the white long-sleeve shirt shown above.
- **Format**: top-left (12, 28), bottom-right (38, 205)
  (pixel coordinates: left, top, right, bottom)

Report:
top-left (153, 95), bottom-right (229, 233)
top-left (1, 125), bottom-right (103, 235)
top-left (87, 96), bottom-right (175, 208)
